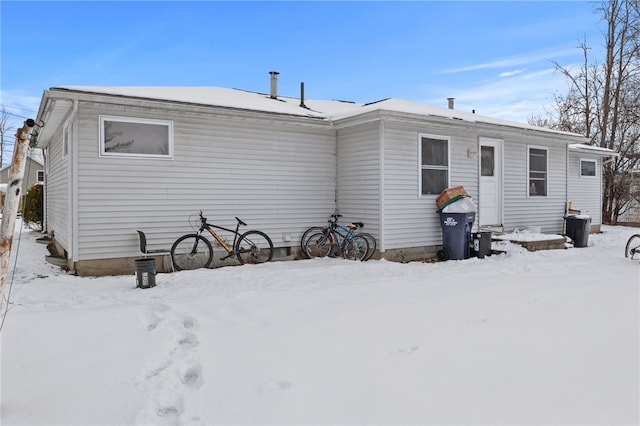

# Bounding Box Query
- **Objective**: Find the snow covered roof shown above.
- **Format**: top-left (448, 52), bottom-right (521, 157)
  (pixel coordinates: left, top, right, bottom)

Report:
top-left (51, 86), bottom-right (362, 119)
top-left (568, 143), bottom-right (619, 157)
top-left (330, 97), bottom-right (584, 135)
top-left (47, 85), bottom-right (587, 138)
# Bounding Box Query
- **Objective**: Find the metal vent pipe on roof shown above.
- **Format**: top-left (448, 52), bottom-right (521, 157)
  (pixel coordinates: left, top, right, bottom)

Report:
top-left (269, 71), bottom-right (279, 99)
top-left (300, 82), bottom-right (306, 108)
top-left (447, 97), bottom-right (455, 110)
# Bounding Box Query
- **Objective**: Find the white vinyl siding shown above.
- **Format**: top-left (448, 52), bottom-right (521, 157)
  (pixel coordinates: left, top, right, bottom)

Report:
top-left (336, 121), bottom-right (381, 244)
top-left (379, 119), bottom-right (479, 251)
top-left (568, 153), bottom-right (602, 226)
top-left (45, 124), bottom-right (72, 252)
top-left (74, 103), bottom-right (336, 261)
top-left (504, 139), bottom-right (567, 233)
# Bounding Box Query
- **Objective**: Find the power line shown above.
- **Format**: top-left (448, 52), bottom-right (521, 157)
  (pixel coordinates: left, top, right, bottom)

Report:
top-left (0, 105), bottom-right (36, 120)
top-left (0, 104), bottom-right (34, 113)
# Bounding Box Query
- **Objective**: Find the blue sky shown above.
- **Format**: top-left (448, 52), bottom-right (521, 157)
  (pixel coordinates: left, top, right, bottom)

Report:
top-left (1, 1), bottom-right (604, 126)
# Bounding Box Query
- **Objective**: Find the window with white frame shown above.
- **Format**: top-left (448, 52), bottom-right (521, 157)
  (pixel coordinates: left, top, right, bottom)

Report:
top-left (580, 159), bottom-right (597, 177)
top-left (37, 170), bottom-right (44, 182)
top-left (99, 116), bottom-right (174, 159)
top-left (419, 134), bottom-right (449, 195)
top-left (528, 146), bottom-right (548, 196)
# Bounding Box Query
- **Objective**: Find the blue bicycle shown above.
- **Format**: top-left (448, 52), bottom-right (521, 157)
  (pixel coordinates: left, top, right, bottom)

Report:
top-left (303, 214), bottom-right (370, 261)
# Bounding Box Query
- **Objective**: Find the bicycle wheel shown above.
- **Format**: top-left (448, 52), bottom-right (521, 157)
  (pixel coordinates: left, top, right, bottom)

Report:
top-left (625, 234), bottom-right (640, 259)
top-left (357, 232), bottom-right (377, 261)
top-left (171, 234), bottom-right (214, 271)
top-left (304, 231), bottom-right (332, 258)
top-left (343, 235), bottom-right (369, 261)
top-left (236, 230), bottom-right (274, 264)
top-left (300, 226), bottom-right (327, 258)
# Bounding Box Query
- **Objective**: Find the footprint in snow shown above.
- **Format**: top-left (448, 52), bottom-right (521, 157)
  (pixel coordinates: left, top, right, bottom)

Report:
top-left (179, 362), bottom-right (202, 387)
top-left (259, 380), bottom-right (293, 391)
top-left (396, 345), bottom-right (420, 356)
top-left (141, 303), bottom-right (173, 331)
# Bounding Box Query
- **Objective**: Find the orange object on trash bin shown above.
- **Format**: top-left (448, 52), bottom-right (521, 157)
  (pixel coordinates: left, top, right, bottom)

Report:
top-left (436, 186), bottom-right (468, 210)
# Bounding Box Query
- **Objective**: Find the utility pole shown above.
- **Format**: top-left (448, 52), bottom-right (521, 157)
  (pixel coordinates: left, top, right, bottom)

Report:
top-left (0, 119), bottom-right (35, 314)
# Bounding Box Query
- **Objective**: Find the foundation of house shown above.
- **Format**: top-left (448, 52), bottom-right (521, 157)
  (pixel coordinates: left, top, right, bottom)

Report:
top-left (45, 230), bottom-right (586, 277)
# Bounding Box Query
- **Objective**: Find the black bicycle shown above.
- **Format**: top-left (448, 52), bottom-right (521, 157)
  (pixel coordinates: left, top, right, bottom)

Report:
top-left (171, 211), bottom-right (274, 271)
top-left (302, 214), bottom-right (374, 261)
top-left (625, 234), bottom-right (640, 260)
top-left (301, 213), bottom-right (377, 261)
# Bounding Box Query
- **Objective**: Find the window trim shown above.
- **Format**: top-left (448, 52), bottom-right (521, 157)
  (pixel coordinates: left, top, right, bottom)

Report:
top-left (527, 145), bottom-right (548, 197)
top-left (418, 133), bottom-right (450, 197)
top-left (37, 169), bottom-right (45, 182)
top-left (580, 158), bottom-right (597, 178)
top-left (99, 115), bottom-right (174, 159)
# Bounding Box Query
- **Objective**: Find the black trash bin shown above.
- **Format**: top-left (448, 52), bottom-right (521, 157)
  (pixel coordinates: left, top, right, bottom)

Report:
top-left (472, 231), bottom-right (492, 258)
top-left (565, 215), bottom-right (591, 248)
top-left (438, 212), bottom-right (475, 260)
top-left (135, 258), bottom-right (156, 289)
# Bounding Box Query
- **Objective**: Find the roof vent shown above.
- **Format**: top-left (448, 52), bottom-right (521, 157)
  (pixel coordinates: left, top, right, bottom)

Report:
top-left (300, 82), bottom-right (307, 108)
top-left (447, 97), bottom-right (455, 110)
top-left (269, 71), bottom-right (279, 99)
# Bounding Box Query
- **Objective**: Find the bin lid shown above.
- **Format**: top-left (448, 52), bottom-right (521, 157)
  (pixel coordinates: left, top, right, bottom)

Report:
top-left (565, 214), bottom-right (591, 220)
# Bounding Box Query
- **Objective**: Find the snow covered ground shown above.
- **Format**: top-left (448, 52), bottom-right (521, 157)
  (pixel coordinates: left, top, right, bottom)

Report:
top-left (1, 221), bottom-right (638, 425)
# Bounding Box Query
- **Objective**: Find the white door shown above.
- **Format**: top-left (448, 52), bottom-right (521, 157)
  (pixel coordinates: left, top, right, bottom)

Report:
top-left (478, 138), bottom-right (503, 227)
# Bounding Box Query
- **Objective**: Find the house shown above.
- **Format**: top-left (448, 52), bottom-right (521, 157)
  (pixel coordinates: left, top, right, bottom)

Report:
top-left (32, 75), bottom-right (616, 276)
top-left (0, 152), bottom-right (45, 211)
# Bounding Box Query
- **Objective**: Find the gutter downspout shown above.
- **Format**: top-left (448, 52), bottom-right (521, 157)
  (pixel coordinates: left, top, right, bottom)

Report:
top-left (565, 144), bottom-right (570, 234)
top-left (379, 118), bottom-right (385, 254)
top-left (70, 100), bottom-right (79, 268)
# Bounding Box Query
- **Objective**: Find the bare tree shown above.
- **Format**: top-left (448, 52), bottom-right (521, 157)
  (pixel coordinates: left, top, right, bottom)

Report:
top-left (546, 0), bottom-right (640, 223)
top-left (0, 108), bottom-right (17, 168)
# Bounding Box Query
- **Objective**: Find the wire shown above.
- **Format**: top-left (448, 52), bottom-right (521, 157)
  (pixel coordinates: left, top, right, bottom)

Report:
top-left (0, 110), bottom-right (34, 121)
top-left (0, 104), bottom-right (37, 119)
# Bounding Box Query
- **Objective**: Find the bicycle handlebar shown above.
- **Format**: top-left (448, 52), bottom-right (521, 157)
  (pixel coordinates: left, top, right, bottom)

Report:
top-left (197, 211), bottom-right (247, 227)
top-left (328, 214), bottom-right (365, 229)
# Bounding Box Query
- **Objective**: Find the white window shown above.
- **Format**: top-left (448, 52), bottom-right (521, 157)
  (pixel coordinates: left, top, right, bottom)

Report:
top-left (419, 134), bottom-right (449, 195)
top-left (37, 170), bottom-right (44, 182)
top-left (527, 146), bottom-right (548, 196)
top-left (99, 116), bottom-right (174, 159)
top-left (580, 159), bottom-right (597, 177)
